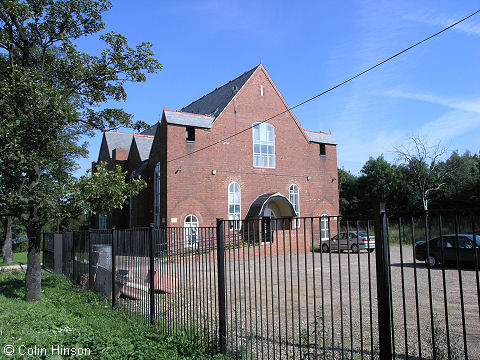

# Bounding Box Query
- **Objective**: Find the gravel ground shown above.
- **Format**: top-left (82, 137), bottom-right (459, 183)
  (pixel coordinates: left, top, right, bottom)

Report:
top-left (114, 245), bottom-right (480, 359)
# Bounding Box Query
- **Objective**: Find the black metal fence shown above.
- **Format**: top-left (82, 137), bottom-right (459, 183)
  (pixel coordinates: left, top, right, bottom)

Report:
top-left (53, 209), bottom-right (480, 359)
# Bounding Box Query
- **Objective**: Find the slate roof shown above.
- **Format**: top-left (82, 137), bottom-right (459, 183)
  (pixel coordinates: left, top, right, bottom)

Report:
top-left (104, 132), bottom-right (154, 160)
top-left (140, 123), bottom-right (157, 136)
top-left (104, 132), bottom-right (134, 157)
top-left (180, 65), bottom-right (259, 117)
top-left (132, 135), bottom-right (154, 161)
top-left (164, 110), bottom-right (214, 128)
top-left (304, 130), bottom-right (337, 145)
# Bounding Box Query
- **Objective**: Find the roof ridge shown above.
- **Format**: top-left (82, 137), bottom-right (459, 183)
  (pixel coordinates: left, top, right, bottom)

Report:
top-left (106, 130), bottom-right (154, 138)
top-left (164, 109), bottom-right (214, 119)
top-left (304, 129), bottom-right (332, 135)
top-left (180, 64), bottom-right (260, 116)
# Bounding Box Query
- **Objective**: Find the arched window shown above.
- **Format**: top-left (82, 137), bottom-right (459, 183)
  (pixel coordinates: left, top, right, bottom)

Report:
top-left (253, 122), bottom-right (275, 168)
top-left (321, 214), bottom-right (330, 241)
top-left (154, 162), bottom-right (161, 226)
top-left (289, 184), bottom-right (300, 228)
top-left (228, 182), bottom-right (241, 230)
top-left (184, 215), bottom-right (199, 248)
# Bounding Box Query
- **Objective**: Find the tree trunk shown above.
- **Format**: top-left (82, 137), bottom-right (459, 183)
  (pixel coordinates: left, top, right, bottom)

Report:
top-left (25, 220), bottom-right (42, 302)
top-left (2, 216), bottom-right (14, 264)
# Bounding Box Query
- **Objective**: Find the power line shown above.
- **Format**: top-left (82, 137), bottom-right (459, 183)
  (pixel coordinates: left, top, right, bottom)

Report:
top-left (167, 9), bottom-right (480, 164)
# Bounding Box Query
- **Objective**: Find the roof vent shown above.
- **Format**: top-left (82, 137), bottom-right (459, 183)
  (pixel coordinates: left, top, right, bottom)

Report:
top-left (232, 85), bottom-right (238, 94)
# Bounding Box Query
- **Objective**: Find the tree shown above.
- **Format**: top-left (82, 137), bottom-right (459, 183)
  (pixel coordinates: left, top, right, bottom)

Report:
top-left (1, 216), bottom-right (13, 263)
top-left (431, 151), bottom-right (480, 209)
top-left (394, 136), bottom-right (451, 211)
top-left (75, 161), bottom-right (146, 217)
top-left (0, 0), bottom-right (161, 301)
top-left (338, 168), bottom-right (361, 217)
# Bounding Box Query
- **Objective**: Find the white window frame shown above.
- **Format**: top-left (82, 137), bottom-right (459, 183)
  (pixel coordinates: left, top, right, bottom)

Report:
top-left (228, 182), bottom-right (241, 230)
top-left (252, 122), bottom-right (275, 168)
top-left (184, 214), bottom-right (199, 248)
top-left (321, 214), bottom-right (330, 241)
top-left (154, 162), bottom-right (161, 226)
top-left (289, 184), bottom-right (300, 228)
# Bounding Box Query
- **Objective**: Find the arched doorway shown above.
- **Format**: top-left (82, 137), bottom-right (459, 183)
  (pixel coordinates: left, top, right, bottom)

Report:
top-left (244, 192), bottom-right (297, 242)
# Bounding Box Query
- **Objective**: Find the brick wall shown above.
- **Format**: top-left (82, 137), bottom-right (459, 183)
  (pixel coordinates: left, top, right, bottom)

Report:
top-left (144, 65), bottom-right (339, 231)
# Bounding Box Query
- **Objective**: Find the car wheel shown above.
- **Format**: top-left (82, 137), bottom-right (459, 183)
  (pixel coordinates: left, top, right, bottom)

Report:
top-left (351, 244), bottom-right (359, 253)
top-left (322, 244), bottom-right (329, 253)
top-left (425, 255), bottom-right (437, 267)
top-left (368, 248), bottom-right (375, 253)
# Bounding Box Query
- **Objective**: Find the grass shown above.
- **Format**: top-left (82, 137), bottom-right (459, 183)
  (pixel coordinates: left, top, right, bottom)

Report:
top-left (0, 271), bottom-right (228, 359)
top-left (0, 251), bottom-right (39, 267)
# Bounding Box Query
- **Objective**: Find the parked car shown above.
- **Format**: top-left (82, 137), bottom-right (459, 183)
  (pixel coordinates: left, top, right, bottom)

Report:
top-left (415, 234), bottom-right (480, 267)
top-left (321, 231), bottom-right (375, 253)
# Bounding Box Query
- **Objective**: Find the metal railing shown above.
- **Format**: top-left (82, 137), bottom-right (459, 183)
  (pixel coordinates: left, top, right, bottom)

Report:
top-left (51, 208), bottom-right (480, 359)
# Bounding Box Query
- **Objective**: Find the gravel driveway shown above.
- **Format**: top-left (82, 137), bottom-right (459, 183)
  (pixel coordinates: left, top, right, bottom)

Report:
top-left (116, 244), bottom-right (480, 359)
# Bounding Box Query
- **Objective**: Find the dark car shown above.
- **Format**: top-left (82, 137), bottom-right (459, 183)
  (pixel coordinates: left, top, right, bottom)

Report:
top-left (415, 234), bottom-right (480, 267)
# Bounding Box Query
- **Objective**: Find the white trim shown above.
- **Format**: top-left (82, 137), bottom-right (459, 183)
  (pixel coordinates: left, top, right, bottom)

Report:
top-left (184, 214), bottom-right (199, 248)
top-left (252, 122), bottom-right (276, 168)
top-left (228, 182), bottom-right (241, 230)
top-left (320, 214), bottom-right (330, 241)
top-left (289, 184), bottom-right (300, 228)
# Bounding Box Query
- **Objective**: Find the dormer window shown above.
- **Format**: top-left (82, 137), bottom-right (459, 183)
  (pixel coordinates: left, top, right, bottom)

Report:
top-left (253, 122), bottom-right (275, 168)
top-left (186, 127), bottom-right (195, 143)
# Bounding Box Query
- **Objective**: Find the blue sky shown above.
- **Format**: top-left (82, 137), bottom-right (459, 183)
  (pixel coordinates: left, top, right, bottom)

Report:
top-left (75, 0), bottom-right (480, 177)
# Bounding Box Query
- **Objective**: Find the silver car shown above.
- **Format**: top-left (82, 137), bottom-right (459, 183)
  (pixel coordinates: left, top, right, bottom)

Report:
top-left (321, 231), bottom-right (375, 253)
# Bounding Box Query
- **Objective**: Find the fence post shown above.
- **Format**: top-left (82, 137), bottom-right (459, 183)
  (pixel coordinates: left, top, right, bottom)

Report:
top-left (216, 218), bottom-right (227, 354)
top-left (374, 202), bottom-right (392, 359)
top-left (149, 225), bottom-right (155, 326)
top-left (88, 230), bottom-right (93, 290)
top-left (72, 232), bottom-right (77, 283)
top-left (111, 227), bottom-right (116, 308)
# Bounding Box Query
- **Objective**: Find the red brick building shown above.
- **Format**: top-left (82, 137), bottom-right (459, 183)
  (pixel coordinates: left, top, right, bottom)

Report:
top-left (96, 64), bottom-right (339, 242)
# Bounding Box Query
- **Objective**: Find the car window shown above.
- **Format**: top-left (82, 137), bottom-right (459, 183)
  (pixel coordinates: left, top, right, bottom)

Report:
top-left (341, 233), bottom-right (349, 240)
top-left (436, 237), bottom-right (454, 248)
top-left (458, 237), bottom-right (473, 249)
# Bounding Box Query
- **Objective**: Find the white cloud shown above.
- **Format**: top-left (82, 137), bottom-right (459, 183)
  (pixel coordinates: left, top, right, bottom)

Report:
top-left (373, 89), bottom-right (480, 148)
top-left (405, 12), bottom-right (480, 37)
top-left (375, 90), bottom-right (480, 113)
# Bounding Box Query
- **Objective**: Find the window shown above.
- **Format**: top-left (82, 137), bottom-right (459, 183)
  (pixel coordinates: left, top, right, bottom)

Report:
top-left (186, 127), bottom-right (195, 142)
top-left (228, 182), bottom-right (241, 230)
top-left (289, 184), bottom-right (300, 228)
top-left (154, 162), bottom-right (161, 226)
top-left (320, 144), bottom-right (326, 157)
top-left (98, 214), bottom-right (107, 229)
top-left (253, 122), bottom-right (275, 168)
top-left (184, 215), bottom-right (199, 248)
top-left (321, 214), bottom-right (329, 241)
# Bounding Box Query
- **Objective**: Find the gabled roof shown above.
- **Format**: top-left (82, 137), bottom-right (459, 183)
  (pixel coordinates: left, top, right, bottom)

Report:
top-left (164, 110), bottom-right (214, 129)
top-left (180, 65), bottom-right (260, 117)
top-left (304, 130), bottom-right (337, 145)
top-left (104, 132), bottom-right (134, 157)
top-left (103, 131), bottom-right (154, 160)
top-left (132, 135), bottom-right (154, 161)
